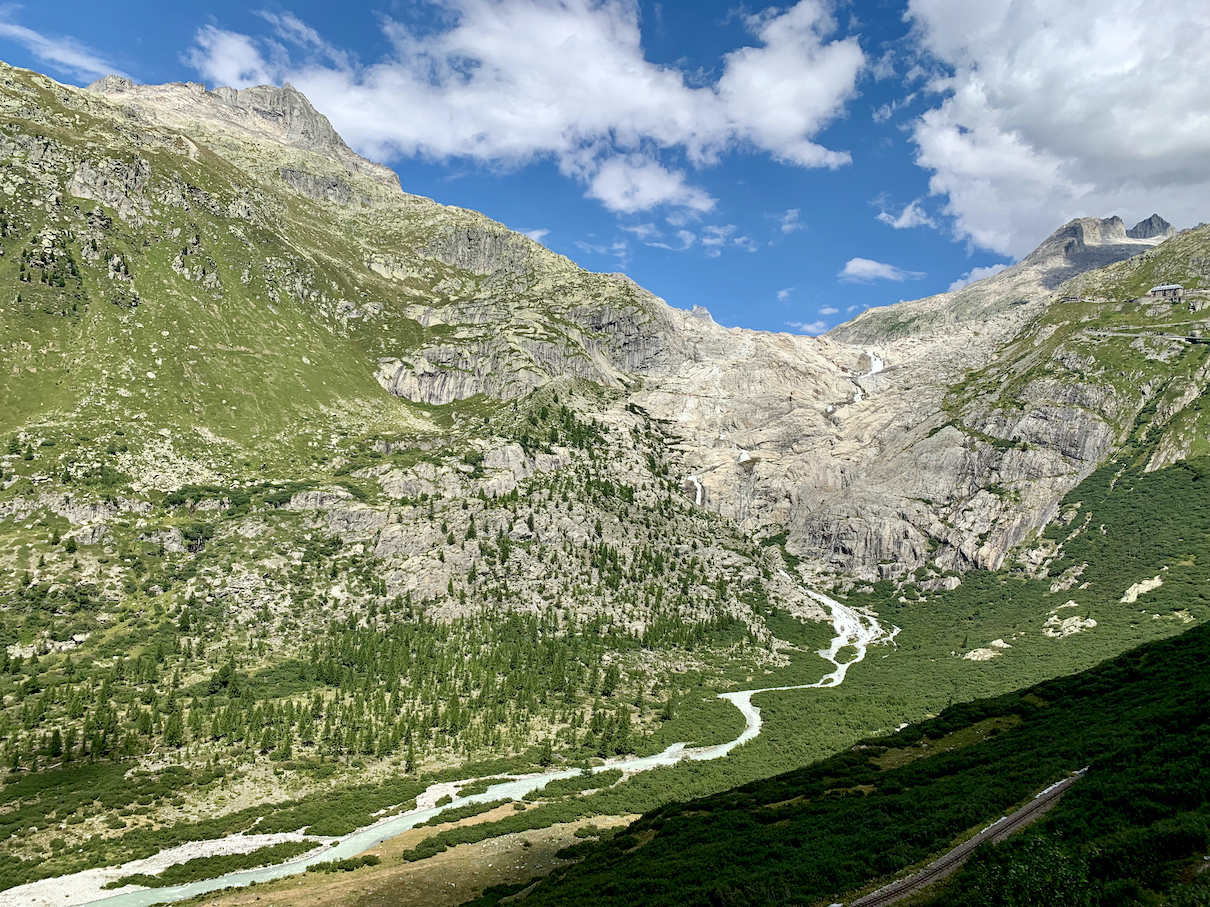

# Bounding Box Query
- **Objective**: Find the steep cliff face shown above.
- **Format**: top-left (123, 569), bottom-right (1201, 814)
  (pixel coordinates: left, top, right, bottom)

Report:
top-left (1127, 213), bottom-right (1176, 240)
top-left (776, 224), bottom-right (1210, 578)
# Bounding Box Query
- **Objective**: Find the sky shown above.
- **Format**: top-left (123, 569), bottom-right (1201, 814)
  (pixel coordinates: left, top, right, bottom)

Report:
top-left (1, 1), bottom-right (1208, 334)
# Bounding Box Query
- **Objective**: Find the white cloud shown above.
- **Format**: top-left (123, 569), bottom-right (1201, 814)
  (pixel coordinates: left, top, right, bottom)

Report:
top-left (839, 257), bottom-right (925, 282)
top-left (648, 229), bottom-right (697, 251)
top-left (717, 2), bottom-right (864, 168)
top-left (876, 198), bottom-right (935, 229)
top-left (819, 305), bottom-right (839, 314)
top-left (184, 25), bottom-right (277, 87)
top-left (871, 49), bottom-right (896, 81)
top-left (0, 8), bottom-right (124, 81)
top-left (621, 223), bottom-right (661, 241)
top-left (907, 0), bottom-right (1210, 257)
top-left (774, 208), bottom-right (804, 233)
top-left (185, 0), bottom-right (864, 215)
top-left (254, 10), bottom-right (348, 66)
top-left (787, 319), bottom-right (829, 334)
top-left (700, 224), bottom-right (737, 257)
top-left (575, 239), bottom-right (623, 255)
top-left (586, 154), bottom-right (715, 214)
top-left (777, 287), bottom-right (794, 300)
top-left (871, 92), bottom-right (915, 123)
top-left (946, 262), bottom-right (1008, 291)
top-left (701, 225), bottom-right (736, 247)
top-left (522, 228), bottom-right (550, 243)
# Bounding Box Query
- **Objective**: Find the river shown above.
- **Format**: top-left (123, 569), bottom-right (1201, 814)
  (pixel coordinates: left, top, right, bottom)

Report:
top-left (5, 588), bottom-right (896, 907)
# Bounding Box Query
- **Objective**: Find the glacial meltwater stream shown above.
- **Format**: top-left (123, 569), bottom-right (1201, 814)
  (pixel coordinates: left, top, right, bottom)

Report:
top-left (6, 589), bottom-right (897, 907)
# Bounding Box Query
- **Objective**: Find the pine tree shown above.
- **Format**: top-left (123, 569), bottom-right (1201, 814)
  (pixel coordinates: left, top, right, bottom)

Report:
top-left (164, 712), bottom-right (184, 748)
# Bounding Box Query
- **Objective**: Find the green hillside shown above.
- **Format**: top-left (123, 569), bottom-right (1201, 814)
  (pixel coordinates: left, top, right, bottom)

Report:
top-left (496, 618), bottom-right (1210, 907)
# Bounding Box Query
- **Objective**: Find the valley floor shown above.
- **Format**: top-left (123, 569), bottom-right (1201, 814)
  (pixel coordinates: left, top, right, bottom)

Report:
top-left (5, 589), bottom-right (893, 907)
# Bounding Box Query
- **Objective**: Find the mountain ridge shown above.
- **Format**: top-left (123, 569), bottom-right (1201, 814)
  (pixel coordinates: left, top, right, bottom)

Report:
top-left (828, 214), bottom-right (1174, 346)
top-left (84, 74), bottom-right (403, 193)
top-left (3, 60), bottom-right (1208, 582)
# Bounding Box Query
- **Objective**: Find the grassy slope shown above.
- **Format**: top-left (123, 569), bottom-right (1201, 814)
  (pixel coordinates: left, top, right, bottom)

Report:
top-left (503, 620), bottom-right (1210, 907)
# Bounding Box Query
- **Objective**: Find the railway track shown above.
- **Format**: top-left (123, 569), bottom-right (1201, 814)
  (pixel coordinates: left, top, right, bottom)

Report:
top-left (846, 769), bottom-right (1086, 907)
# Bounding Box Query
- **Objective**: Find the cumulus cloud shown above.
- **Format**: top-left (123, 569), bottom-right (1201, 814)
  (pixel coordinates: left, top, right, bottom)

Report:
top-left (947, 262), bottom-right (1008, 291)
top-left (184, 25), bottom-right (279, 87)
top-left (0, 7), bottom-right (125, 81)
top-left (876, 198), bottom-right (934, 229)
top-left (819, 305), bottom-right (839, 314)
top-left (777, 287), bottom-right (794, 300)
top-left (185, 0), bottom-right (864, 215)
top-left (586, 155), bottom-right (715, 214)
top-left (522, 228), bottom-right (550, 243)
top-left (907, 0), bottom-right (1210, 257)
top-left (715, 2), bottom-right (863, 168)
top-left (839, 257), bottom-right (925, 282)
top-left (787, 319), bottom-right (829, 334)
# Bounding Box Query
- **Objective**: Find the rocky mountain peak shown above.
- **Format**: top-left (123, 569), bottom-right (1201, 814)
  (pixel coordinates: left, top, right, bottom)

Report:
top-left (1127, 213), bottom-right (1176, 240)
top-left (85, 74), bottom-right (400, 191)
top-left (1016, 215), bottom-right (1165, 289)
top-left (827, 212), bottom-right (1173, 346)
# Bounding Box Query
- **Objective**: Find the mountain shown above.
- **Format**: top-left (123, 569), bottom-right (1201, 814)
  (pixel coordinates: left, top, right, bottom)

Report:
top-left (4, 61), bottom-right (1204, 582)
top-left (1127, 213), bottom-right (1176, 240)
top-left (829, 215), bottom-right (1173, 347)
top-left (1, 58), bottom-right (1208, 906)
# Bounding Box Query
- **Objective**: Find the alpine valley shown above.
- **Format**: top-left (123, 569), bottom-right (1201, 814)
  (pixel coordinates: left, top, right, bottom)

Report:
top-left (1, 60), bottom-right (1209, 907)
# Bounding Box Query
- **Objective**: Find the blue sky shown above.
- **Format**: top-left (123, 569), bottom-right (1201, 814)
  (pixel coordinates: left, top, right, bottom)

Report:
top-left (2, 1), bottom-right (1207, 334)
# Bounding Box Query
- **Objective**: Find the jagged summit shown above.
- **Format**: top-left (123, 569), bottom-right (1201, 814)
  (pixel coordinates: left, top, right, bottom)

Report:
top-left (85, 74), bottom-right (401, 191)
top-left (829, 213), bottom-right (1174, 345)
top-left (1128, 213), bottom-right (1176, 240)
top-left (1016, 214), bottom-right (1170, 289)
